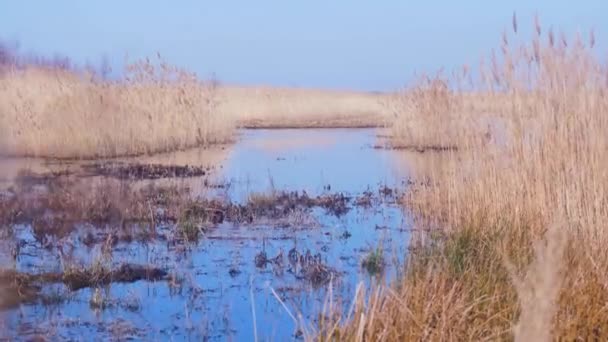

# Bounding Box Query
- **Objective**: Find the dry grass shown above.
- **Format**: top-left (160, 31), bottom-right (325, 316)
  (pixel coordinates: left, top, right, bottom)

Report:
top-left (387, 75), bottom-right (467, 149)
top-left (219, 86), bottom-right (389, 128)
top-left (321, 17), bottom-right (608, 341)
top-left (0, 55), bottom-right (234, 159)
top-left (0, 42), bottom-right (390, 159)
top-left (387, 75), bottom-right (508, 151)
top-left (0, 56), bottom-right (391, 159)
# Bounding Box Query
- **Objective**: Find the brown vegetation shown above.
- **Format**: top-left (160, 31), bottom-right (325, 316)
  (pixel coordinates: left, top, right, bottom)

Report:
top-left (322, 17), bottom-right (608, 341)
top-left (0, 54), bottom-right (233, 159)
top-left (0, 264), bottom-right (167, 309)
top-left (0, 44), bottom-right (389, 160)
top-left (1, 169), bottom-right (388, 245)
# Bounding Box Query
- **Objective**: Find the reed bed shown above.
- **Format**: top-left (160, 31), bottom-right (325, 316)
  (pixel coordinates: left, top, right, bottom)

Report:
top-left (0, 41), bottom-right (390, 159)
top-left (0, 58), bottom-right (389, 159)
top-left (0, 55), bottom-right (233, 159)
top-left (220, 86), bottom-right (388, 129)
top-left (321, 16), bottom-right (608, 341)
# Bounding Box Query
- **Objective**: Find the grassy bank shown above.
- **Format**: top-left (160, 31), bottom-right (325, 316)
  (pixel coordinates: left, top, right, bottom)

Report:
top-left (0, 56), bottom-right (234, 159)
top-left (323, 18), bottom-right (608, 340)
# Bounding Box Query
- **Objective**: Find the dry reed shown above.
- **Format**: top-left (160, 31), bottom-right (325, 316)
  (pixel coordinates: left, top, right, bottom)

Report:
top-left (0, 42), bottom-right (389, 160)
top-left (322, 17), bottom-right (608, 341)
top-left (0, 54), bottom-right (233, 159)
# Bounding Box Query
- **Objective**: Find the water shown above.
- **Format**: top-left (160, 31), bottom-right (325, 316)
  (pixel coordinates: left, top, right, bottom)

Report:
top-left (221, 129), bottom-right (405, 198)
top-left (0, 128), bottom-right (412, 341)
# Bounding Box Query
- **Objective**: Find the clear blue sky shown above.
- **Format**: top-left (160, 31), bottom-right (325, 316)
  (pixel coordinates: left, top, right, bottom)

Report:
top-left (1, 1), bottom-right (606, 91)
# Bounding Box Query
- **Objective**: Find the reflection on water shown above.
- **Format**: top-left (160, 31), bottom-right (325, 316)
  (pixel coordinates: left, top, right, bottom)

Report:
top-left (0, 129), bottom-right (413, 341)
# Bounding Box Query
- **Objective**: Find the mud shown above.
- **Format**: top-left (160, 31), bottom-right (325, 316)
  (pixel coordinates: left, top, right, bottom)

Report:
top-left (81, 162), bottom-right (210, 180)
top-left (0, 178), bottom-right (154, 231)
top-left (253, 247), bottom-right (337, 287)
top-left (14, 169), bottom-right (77, 187)
top-left (287, 248), bottom-right (338, 286)
top-left (62, 264), bottom-right (168, 291)
top-left (1, 175), bottom-right (384, 246)
top-left (373, 143), bottom-right (458, 153)
top-left (0, 264), bottom-right (167, 310)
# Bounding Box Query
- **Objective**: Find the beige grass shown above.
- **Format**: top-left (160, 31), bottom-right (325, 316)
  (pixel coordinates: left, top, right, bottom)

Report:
top-left (0, 57), bottom-right (234, 159)
top-left (321, 17), bottom-right (608, 341)
top-left (218, 86), bottom-right (389, 128)
top-left (0, 56), bottom-right (390, 159)
top-left (387, 77), bottom-right (511, 150)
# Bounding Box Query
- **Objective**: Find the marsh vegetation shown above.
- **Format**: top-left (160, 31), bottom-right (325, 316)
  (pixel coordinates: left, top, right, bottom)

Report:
top-left (0, 127), bottom-right (408, 340)
top-left (1, 14), bottom-right (606, 341)
top-left (322, 17), bottom-right (608, 341)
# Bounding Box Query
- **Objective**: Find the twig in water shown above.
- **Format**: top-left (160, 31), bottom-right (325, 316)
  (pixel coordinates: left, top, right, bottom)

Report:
top-left (270, 286), bottom-right (297, 324)
top-left (250, 277), bottom-right (258, 342)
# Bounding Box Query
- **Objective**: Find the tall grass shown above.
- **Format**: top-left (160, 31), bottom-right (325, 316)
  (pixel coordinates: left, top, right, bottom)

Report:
top-left (323, 17), bottom-right (608, 340)
top-left (0, 42), bottom-right (390, 160)
top-left (0, 52), bottom-right (233, 159)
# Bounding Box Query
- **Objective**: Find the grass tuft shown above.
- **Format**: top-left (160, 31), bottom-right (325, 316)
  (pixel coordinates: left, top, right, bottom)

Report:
top-left (361, 244), bottom-right (385, 276)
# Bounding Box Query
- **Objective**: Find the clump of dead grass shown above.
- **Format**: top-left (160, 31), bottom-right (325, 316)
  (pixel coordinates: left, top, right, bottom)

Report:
top-left (0, 53), bottom-right (233, 158)
top-left (323, 16), bottom-right (608, 341)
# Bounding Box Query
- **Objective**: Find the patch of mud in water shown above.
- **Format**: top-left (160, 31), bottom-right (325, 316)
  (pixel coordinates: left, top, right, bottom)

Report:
top-left (0, 129), bottom-right (413, 341)
top-left (0, 144), bottom-right (231, 195)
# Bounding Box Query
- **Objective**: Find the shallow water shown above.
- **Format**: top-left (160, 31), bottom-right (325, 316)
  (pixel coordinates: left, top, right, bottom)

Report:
top-left (0, 128), bottom-right (412, 341)
top-left (221, 129), bottom-right (408, 199)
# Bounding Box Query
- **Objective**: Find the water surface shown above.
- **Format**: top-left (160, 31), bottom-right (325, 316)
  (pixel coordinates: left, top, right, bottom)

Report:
top-left (0, 128), bottom-right (412, 341)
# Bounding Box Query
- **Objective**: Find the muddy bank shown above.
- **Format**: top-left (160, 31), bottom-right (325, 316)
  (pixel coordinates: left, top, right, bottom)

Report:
top-left (0, 264), bottom-right (167, 310)
top-left (1, 174), bottom-right (399, 244)
top-left (11, 161), bottom-right (216, 182)
top-left (373, 143), bottom-right (458, 153)
top-left (179, 191), bottom-right (353, 225)
top-left (80, 162), bottom-right (211, 180)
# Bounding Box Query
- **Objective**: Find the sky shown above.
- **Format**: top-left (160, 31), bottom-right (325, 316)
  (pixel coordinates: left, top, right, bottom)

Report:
top-left (1, 1), bottom-right (607, 91)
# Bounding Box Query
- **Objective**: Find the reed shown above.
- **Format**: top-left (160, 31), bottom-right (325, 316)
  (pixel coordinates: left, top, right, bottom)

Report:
top-left (324, 16), bottom-right (608, 341)
top-left (0, 54), bottom-right (233, 159)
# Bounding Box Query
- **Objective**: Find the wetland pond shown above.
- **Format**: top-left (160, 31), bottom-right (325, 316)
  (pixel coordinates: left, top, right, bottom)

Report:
top-left (0, 129), bottom-right (413, 341)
